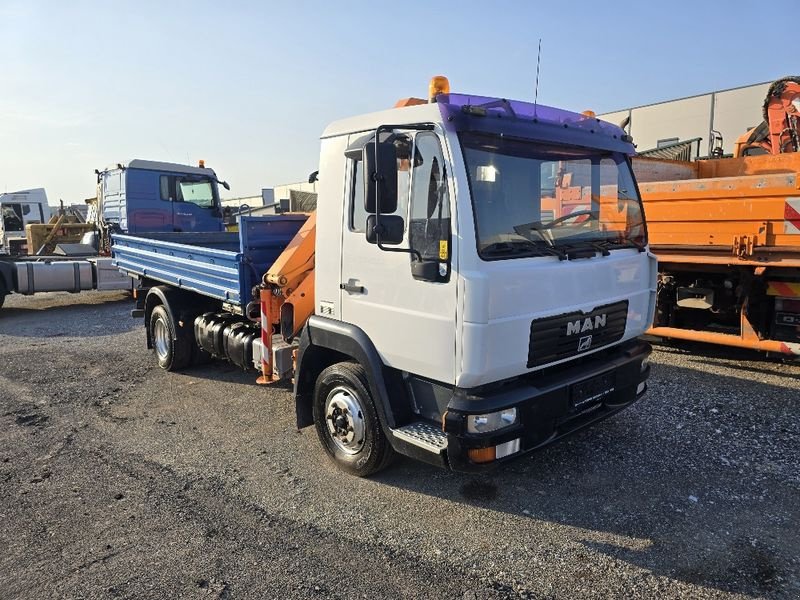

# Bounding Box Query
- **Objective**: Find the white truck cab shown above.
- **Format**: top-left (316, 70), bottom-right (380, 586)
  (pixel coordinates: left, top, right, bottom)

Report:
top-left (0, 188), bottom-right (51, 255)
top-left (294, 82), bottom-right (656, 473)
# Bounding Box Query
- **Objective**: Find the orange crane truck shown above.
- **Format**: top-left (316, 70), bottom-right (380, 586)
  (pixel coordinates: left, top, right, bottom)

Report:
top-left (632, 77), bottom-right (800, 357)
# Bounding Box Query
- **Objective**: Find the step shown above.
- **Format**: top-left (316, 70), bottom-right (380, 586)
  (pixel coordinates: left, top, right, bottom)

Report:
top-left (392, 421), bottom-right (448, 454)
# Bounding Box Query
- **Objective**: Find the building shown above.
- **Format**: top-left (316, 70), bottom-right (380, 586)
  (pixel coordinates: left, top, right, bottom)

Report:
top-left (220, 188), bottom-right (275, 210)
top-left (273, 181), bottom-right (318, 212)
top-left (599, 81), bottom-right (772, 159)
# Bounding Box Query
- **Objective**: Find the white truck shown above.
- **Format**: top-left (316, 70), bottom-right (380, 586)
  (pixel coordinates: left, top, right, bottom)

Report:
top-left (114, 78), bottom-right (656, 475)
top-left (0, 188), bottom-right (52, 256)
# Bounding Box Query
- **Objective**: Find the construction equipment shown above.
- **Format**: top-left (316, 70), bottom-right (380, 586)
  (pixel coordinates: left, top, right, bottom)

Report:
top-left (634, 77), bottom-right (800, 357)
top-left (26, 201), bottom-right (95, 256)
top-left (114, 77), bottom-right (655, 476)
top-left (734, 76), bottom-right (800, 157)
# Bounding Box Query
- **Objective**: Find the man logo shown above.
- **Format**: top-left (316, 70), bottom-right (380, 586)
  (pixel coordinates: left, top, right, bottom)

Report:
top-left (566, 314), bottom-right (607, 336)
top-left (577, 335), bottom-right (592, 351)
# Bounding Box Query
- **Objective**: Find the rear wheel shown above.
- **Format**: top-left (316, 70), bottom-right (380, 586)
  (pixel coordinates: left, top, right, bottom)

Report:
top-left (149, 304), bottom-right (193, 371)
top-left (313, 362), bottom-right (395, 476)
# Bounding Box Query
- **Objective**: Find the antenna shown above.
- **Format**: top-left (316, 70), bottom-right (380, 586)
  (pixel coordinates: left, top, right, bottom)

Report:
top-left (534, 38), bottom-right (542, 117)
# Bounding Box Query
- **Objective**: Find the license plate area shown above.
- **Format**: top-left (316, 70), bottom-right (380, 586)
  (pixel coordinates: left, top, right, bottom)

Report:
top-left (571, 371), bottom-right (616, 410)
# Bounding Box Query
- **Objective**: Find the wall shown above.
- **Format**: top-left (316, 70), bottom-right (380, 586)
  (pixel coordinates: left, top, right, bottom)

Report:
top-left (599, 81), bottom-right (772, 158)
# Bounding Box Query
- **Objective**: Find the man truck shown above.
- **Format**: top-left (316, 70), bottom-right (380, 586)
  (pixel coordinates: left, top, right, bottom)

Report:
top-left (0, 160), bottom-right (228, 309)
top-left (113, 77), bottom-right (655, 475)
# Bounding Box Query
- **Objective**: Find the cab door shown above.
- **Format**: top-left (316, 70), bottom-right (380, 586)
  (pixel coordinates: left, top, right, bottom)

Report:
top-left (339, 129), bottom-right (458, 384)
top-left (168, 175), bottom-right (223, 233)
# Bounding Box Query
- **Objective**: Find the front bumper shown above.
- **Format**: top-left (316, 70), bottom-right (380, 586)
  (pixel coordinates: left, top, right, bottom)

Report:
top-left (443, 340), bottom-right (651, 472)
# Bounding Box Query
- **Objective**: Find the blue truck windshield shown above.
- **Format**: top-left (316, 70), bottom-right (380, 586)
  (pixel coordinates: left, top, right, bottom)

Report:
top-left (460, 132), bottom-right (646, 258)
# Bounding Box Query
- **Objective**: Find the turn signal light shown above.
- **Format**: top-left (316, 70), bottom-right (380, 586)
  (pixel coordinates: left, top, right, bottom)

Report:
top-left (468, 447), bottom-right (496, 464)
top-left (429, 75), bottom-right (450, 102)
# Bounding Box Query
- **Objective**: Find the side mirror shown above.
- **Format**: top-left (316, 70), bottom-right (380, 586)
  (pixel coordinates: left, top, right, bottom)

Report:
top-left (411, 259), bottom-right (441, 282)
top-left (366, 214), bottom-right (404, 245)
top-left (219, 180), bottom-right (230, 191)
top-left (363, 141), bottom-right (398, 214)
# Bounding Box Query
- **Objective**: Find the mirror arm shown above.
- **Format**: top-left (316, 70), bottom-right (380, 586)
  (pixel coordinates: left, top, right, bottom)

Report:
top-left (376, 237), bottom-right (423, 262)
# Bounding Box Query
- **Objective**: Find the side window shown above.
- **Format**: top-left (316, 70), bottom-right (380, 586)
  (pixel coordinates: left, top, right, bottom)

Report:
top-left (160, 175), bottom-right (173, 201)
top-left (350, 159), bottom-right (367, 232)
top-left (177, 178), bottom-right (215, 209)
top-left (409, 132), bottom-right (450, 261)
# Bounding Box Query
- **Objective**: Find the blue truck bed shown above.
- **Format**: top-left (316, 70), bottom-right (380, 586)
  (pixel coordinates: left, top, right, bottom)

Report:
top-left (112, 215), bottom-right (307, 306)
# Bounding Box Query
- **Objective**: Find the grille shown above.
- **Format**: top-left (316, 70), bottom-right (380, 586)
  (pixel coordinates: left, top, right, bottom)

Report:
top-left (527, 300), bottom-right (628, 368)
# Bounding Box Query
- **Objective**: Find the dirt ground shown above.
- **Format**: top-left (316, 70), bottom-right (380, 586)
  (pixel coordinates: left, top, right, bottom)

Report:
top-left (1, 291), bottom-right (798, 599)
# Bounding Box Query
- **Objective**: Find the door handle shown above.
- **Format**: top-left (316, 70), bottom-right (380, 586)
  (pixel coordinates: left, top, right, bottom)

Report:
top-left (340, 282), bottom-right (365, 294)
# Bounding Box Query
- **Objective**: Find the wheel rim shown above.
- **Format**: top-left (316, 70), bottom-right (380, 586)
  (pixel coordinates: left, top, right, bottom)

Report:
top-left (153, 317), bottom-right (170, 361)
top-left (324, 386), bottom-right (366, 455)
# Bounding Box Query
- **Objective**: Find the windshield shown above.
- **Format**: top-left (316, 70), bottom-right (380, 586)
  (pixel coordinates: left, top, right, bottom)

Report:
top-left (461, 132), bottom-right (646, 259)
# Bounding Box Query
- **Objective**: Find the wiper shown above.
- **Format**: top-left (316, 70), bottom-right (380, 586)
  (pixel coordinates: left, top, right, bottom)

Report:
top-left (513, 222), bottom-right (555, 247)
top-left (597, 238), bottom-right (647, 252)
top-left (561, 240), bottom-right (611, 256)
top-left (482, 240), bottom-right (566, 260)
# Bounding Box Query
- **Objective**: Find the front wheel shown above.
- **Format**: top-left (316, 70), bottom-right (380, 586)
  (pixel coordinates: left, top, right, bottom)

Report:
top-left (149, 304), bottom-right (193, 371)
top-left (313, 362), bottom-right (395, 476)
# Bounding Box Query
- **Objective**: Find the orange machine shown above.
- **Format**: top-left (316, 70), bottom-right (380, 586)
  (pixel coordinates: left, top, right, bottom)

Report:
top-left (634, 128), bottom-right (800, 356)
top-left (734, 76), bottom-right (800, 157)
top-left (257, 212), bottom-right (316, 382)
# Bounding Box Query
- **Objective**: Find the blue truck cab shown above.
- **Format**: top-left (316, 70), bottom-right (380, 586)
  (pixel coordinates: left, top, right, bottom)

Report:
top-left (97, 159), bottom-right (228, 234)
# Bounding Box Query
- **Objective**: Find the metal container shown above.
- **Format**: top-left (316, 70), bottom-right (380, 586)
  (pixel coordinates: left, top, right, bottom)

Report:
top-left (14, 260), bottom-right (94, 295)
top-left (90, 258), bottom-right (132, 291)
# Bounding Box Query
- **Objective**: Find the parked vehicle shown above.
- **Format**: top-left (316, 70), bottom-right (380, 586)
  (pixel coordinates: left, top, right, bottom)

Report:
top-left (115, 77), bottom-right (655, 476)
top-left (634, 76), bottom-right (800, 357)
top-left (0, 188), bottom-right (51, 256)
top-left (0, 160), bottom-right (229, 309)
top-left (96, 159), bottom-right (228, 237)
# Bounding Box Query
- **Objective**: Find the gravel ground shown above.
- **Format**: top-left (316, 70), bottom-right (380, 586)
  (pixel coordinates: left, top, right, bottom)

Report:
top-left (0, 291), bottom-right (798, 599)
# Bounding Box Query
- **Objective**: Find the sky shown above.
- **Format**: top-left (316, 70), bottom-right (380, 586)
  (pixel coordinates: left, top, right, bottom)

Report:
top-left (1, 0), bottom-right (796, 205)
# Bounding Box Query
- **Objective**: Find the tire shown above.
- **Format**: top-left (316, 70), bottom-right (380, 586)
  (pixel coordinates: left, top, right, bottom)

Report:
top-left (149, 304), bottom-right (193, 371)
top-left (313, 362), bottom-right (395, 477)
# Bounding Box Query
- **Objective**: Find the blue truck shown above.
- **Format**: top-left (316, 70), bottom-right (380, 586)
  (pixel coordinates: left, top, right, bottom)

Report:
top-left (112, 214), bottom-right (307, 370)
top-left (0, 160), bottom-right (230, 308)
top-left (97, 159), bottom-right (228, 235)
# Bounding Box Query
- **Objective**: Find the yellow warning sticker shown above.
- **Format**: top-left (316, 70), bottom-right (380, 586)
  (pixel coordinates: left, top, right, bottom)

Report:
top-left (439, 240), bottom-right (448, 261)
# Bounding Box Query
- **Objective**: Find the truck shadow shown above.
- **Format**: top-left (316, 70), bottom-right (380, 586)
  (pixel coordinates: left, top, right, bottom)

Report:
top-left (373, 361), bottom-right (799, 597)
top-left (0, 292), bottom-right (136, 338)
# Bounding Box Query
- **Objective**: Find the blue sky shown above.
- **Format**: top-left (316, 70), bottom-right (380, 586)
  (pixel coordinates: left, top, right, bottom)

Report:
top-left (1, 0), bottom-right (795, 204)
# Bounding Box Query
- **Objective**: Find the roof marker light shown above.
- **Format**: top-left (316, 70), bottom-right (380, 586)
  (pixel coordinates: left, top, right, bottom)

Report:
top-left (429, 75), bottom-right (450, 102)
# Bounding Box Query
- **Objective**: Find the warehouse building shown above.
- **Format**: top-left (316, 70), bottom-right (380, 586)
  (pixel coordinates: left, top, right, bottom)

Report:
top-left (599, 80), bottom-right (772, 159)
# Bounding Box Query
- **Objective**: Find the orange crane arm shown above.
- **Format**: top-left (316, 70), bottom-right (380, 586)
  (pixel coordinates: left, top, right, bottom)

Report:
top-left (257, 212), bottom-right (316, 382)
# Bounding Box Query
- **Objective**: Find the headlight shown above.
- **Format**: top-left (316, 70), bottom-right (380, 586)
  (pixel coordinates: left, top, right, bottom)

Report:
top-left (641, 355), bottom-right (651, 373)
top-left (467, 407), bottom-right (518, 434)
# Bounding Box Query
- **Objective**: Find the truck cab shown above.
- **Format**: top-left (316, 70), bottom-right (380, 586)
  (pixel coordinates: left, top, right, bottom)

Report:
top-left (295, 88), bottom-right (656, 473)
top-left (0, 188), bottom-right (51, 255)
top-left (98, 160), bottom-right (227, 234)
